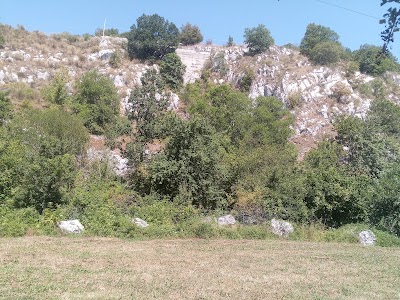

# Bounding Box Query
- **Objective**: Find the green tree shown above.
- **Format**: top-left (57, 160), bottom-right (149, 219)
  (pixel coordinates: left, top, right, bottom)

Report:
top-left (42, 68), bottom-right (70, 105)
top-left (160, 53), bottom-right (186, 91)
top-left (309, 41), bottom-right (343, 65)
top-left (127, 14), bottom-right (180, 60)
top-left (73, 70), bottom-right (119, 134)
top-left (353, 44), bottom-right (398, 75)
top-left (128, 69), bottom-right (168, 141)
top-left (226, 36), bottom-right (234, 47)
top-left (149, 116), bottom-right (229, 209)
top-left (0, 108), bottom-right (88, 213)
top-left (179, 23), bottom-right (203, 45)
top-left (381, 0), bottom-right (400, 53)
top-left (300, 23), bottom-right (340, 58)
top-left (244, 24), bottom-right (274, 55)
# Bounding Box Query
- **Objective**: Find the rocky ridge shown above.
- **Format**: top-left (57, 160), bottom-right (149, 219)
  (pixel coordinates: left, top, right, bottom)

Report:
top-left (1, 26), bottom-right (400, 167)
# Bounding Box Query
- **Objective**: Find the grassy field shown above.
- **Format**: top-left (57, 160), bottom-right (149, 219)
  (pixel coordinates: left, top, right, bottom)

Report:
top-left (0, 237), bottom-right (399, 300)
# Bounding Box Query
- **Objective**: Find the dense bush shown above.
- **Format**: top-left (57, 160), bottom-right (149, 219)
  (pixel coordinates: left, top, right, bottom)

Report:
top-left (0, 108), bottom-right (88, 213)
top-left (73, 70), bottom-right (119, 134)
top-left (0, 92), bottom-right (12, 125)
top-left (127, 14), bottom-right (180, 60)
top-left (160, 52), bottom-right (186, 91)
top-left (300, 23), bottom-right (340, 58)
top-left (179, 23), bottom-right (203, 45)
top-left (244, 24), bottom-right (274, 55)
top-left (353, 44), bottom-right (399, 76)
top-left (42, 68), bottom-right (70, 105)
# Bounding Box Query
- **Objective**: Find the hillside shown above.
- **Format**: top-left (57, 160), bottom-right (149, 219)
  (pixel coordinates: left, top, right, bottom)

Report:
top-left (2, 25), bottom-right (400, 159)
top-left (1, 22), bottom-right (400, 240)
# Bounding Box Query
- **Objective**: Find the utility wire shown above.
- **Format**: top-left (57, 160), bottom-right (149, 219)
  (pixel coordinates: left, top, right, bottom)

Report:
top-left (315, 0), bottom-right (381, 20)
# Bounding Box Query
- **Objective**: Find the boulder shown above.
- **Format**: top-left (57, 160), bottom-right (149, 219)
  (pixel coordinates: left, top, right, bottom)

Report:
top-left (271, 218), bottom-right (294, 237)
top-left (59, 219), bottom-right (84, 234)
top-left (217, 214), bottom-right (236, 226)
top-left (133, 218), bottom-right (149, 228)
top-left (358, 230), bottom-right (376, 246)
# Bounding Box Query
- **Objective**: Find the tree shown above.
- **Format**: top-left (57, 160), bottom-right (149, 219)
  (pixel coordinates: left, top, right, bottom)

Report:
top-left (42, 68), bottom-right (70, 106)
top-left (160, 53), bottom-right (186, 91)
top-left (244, 25), bottom-right (274, 55)
top-left (128, 69), bottom-right (168, 141)
top-left (353, 44), bottom-right (398, 75)
top-left (149, 116), bottom-right (229, 209)
top-left (308, 41), bottom-right (343, 65)
top-left (179, 23), bottom-right (203, 45)
top-left (127, 14), bottom-right (180, 60)
top-left (300, 23), bottom-right (340, 57)
top-left (226, 36), bottom-right (234, 47)
top-left (0, 108), bottom-right (88, 213)
top-left (73, 70), bottom-right (119, 134)
top-left (381, 0), bottom-right (400, 53)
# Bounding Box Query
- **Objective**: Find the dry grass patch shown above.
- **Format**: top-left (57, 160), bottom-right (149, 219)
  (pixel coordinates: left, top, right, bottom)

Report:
top-left (0, 237), bottom-right (399, 299)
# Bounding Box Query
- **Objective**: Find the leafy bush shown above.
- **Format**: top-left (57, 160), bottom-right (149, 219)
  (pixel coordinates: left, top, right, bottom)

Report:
top-left (73, 70), bottom-right (119, 134)
top-left (300, 23), bottom-right (340, 57)
top-left (179, 23), bottom-right (203, 45)
top-left (353, 44), bottom-right (399, 76)
top-left (160, 52), bottom-right (186, 91)
top-left (308, 41), bottom-right (343, 65)
top-left (244, 24), bottom-right (274, 55)
top-left (127, 14), bottom-right (180, 60)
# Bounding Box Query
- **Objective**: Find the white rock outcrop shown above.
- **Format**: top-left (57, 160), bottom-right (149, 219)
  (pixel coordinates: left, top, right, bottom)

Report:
top-left (271, 218), bottom-right (294, 237)
top-left (59, 219), bottom-right (84, 234)
top-left (217, 214), bottom-right (236, 226)
top-left (358, 230), bottom-right (376, 246)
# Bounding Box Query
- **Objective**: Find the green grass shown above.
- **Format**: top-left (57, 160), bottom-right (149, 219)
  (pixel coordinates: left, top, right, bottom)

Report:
top-left (0, 237), bottom-right (399, 299)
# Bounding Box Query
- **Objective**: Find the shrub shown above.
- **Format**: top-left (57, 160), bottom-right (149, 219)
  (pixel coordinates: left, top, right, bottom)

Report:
top-left (73, 70), bottom-right (119, 134)
top-left (287, 90), bottom-right (302, 109)
top-left (238, 69), bottom-right (255, 92)
top-left (244, 24), bottom-right (274, 55)
top-left (308, 41), bottom-right (343, 65)
top-left (0, 92), bottom-right (12, 125)
top-left (0, 34), bottom-right (5, 49)
top-left (226, 36), bottom-right (234, 47)
top-left (300, 23), bottom-right (340, 57)
top-left (95, 27), bottom-right (119, 37)
top-left (109, 50), bottom-right (122, 68)
top-left (127, 14), bottom-right (180, 60)
top-left (179, 23), bottom-right (203, 45)
top-left (353, 44), bottom-right (399, 76)
top-left (160, 52), bottom-right (186, 91)
top-left (42, 68), bottom-right (70, 105)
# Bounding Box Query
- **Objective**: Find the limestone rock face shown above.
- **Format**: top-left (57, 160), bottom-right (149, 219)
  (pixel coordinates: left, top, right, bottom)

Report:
top-left (358, 230), bottom-right (376, 246)
top-left (271, 218), bottom-right (294, 237)
top-left (59, 220), bottom-right (84, 234)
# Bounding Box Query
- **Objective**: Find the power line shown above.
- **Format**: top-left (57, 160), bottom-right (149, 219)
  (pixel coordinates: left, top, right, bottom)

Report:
top-left (315, 0), bottom-right (381, 20)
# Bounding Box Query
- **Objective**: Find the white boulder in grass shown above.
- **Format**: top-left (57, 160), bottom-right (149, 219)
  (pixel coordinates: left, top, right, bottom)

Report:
top-left (271, 218), bottom-right (294, 237)
top-left (134, 218), bottom-right (149, 228)
top-left (217, 215), bottom-right (236, 226)
top-left (358, 230), bottom-right (376, 246)
top-left (58, 219), bottom-right (84, 234)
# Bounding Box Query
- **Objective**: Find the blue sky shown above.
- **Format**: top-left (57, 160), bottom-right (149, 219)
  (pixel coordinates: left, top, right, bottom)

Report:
top-left (2, 0), bottom-right (398, 57)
